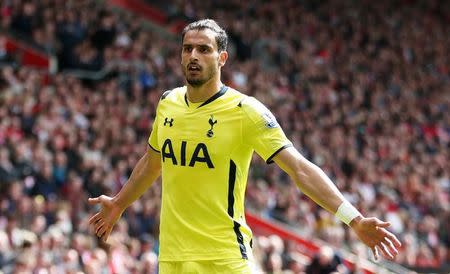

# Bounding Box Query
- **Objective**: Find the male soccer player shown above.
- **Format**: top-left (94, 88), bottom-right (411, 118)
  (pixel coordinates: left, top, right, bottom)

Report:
top-left (88, 19), bottom-right (401, 273)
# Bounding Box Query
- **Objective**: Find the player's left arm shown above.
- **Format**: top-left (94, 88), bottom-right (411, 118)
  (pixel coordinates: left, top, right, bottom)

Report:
top-left (272, 146), bottom-right (402, 260)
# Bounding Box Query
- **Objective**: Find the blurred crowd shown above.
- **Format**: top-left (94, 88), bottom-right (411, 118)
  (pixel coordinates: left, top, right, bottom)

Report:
top-left (0, 0), bottom-right (449, 273)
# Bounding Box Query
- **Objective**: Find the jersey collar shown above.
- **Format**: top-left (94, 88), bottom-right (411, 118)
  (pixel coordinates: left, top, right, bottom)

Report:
top-left (184, 85), bottom-right (228, 108)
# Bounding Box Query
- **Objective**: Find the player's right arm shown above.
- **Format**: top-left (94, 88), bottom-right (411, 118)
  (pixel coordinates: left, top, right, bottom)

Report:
top-left (88, 146), bottom-right (161, 242)
top-left (89, 95), bottom-right (165, 242)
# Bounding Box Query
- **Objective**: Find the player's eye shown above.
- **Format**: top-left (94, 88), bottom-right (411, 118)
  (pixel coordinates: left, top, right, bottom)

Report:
top-left (183, 46), bottom-right (193, 53)
top-left (199, 46), bottom-right (210, 53)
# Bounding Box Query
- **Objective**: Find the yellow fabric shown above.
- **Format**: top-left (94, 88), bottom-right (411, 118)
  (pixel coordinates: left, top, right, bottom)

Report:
top-left (159, 259), bottom-right (256, 274)
top-left (148, 86), bottom-right (292, 261)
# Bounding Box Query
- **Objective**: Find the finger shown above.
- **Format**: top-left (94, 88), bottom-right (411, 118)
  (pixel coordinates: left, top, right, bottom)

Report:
top-left (371, 246), bottom-right (379, 261)
top-left (379, 243), bottom-right (394, 260)
top-left (97, 225), bottom-right (108, 238)
top-left (89, 213), bottom-right (102, 225)
top-left (92, 214), bottom-right (101, 225)
top-left (101, 225), bottom-right (113, 242)
top-left (373, 218), bottom-right (390, 228)
top-left (88, 197), bottom-right (101, 205)
top-left (380, 228), bottom-right (402, 249)
top-left (377, 242), bottom-right (394, 260)
top-left (102, 227), bottom-right (112, 242)
top-left (97, 225), bottom-right (107, 238)
top-left (384, 237), bottom-right (399, 256)
top-left (95, 221), bottom-right (105, 234)
top-left (384, 231), bottom-right (402, 248)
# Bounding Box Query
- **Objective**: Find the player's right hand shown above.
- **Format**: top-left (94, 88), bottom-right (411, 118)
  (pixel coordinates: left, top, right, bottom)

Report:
top-left (88, 195), bottom-right (124, 242)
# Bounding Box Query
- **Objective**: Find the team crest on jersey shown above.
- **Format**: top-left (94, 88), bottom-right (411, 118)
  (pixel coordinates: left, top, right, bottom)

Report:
top-left (207, 115), bottom-right (217, 137)
top-left (261, 112), bottom-right (278, 128)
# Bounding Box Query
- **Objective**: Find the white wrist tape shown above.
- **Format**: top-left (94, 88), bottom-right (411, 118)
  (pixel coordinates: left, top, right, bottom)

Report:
top-left (335, 201), bottom-right (361, 225)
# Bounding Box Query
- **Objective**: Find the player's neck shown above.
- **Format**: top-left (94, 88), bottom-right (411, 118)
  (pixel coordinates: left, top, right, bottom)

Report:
top-left (186, 78), bottom-right (223, 103)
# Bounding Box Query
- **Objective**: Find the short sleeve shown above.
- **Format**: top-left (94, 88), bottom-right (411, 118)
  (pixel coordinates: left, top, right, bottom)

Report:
top-left (148, 112), bottom-right (160, 153)
top-left (148, 89), bottom-right (176, 152)
top-left (241, 97), bottom-right (292, 163)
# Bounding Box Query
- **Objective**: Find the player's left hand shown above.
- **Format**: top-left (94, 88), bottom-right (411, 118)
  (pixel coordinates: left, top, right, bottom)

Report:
top-left (350, 217), bottom-right (402, 261)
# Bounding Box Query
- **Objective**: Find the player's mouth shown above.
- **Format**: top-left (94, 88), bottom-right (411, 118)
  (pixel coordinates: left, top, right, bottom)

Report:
top-left (188, 63), bottom-right (202, 72)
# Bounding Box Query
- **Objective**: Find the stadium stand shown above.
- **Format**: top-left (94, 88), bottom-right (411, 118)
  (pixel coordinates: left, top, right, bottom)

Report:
top-left (0, 0), bottom-right (448, 273)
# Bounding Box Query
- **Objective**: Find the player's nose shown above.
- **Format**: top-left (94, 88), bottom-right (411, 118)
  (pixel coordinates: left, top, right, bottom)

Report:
top-left (189, 48), bottom-right (200, 61)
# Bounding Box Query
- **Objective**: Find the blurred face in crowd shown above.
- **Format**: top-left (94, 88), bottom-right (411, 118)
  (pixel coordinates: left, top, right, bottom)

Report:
top-left (318, 246), bottom-right (334, 266)
top-left (181, 29), bottom-right (227, 87)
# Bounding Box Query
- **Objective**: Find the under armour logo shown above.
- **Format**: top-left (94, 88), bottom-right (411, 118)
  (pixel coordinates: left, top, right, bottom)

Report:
top-left (164, 118), bottom-right (174, 127)
top-left (207, 115), bottom-right (217, 137)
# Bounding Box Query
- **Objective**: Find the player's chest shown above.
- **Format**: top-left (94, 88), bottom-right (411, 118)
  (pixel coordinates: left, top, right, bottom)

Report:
top-left (159, 106), bottom-right (241, 138)
top-left (157, 106), bottom-right (241, 161)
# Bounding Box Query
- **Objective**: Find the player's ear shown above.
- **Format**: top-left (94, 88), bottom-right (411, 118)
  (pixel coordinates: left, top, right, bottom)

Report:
top-left (218, 51), bottom-right (228, 67)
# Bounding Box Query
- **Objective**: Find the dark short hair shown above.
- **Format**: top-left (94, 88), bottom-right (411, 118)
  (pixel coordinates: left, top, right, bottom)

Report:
top-left (181, 19), bottom-right (228, 52)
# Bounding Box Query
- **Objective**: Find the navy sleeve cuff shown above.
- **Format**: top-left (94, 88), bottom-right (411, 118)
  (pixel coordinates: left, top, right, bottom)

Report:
top-left (148, 143), bottom-right (160, 153)
top-left (266, 144), bottom-right (293, 164)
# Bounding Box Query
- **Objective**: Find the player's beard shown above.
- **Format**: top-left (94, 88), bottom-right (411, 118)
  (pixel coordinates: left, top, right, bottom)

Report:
top-left (184, 66), bottom-right (216, 87)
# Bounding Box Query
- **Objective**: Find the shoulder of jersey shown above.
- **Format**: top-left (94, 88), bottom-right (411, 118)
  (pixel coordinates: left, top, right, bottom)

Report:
top-left (224, 86), bottom-right (248, 106)
top-left (238, 95), bottom-right (280, 128)
top-left (238, 95), bottom-right (267, 116)
top-left (223, 88), bottom-right (272, 123)
top-left (160, 87), bottom-right (185, 102)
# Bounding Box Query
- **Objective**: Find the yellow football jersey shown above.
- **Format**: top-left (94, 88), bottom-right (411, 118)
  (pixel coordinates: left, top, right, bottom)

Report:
top-left (148, 86), bottom-right (292, 261)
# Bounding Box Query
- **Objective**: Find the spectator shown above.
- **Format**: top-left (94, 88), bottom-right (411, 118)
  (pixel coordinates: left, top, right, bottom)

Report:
top-left (306, 246), bottom-right (346, 274)
top-left (0, 147), bottom-right (19, 184)
top-left (0, 34), bottom-right (16, 67)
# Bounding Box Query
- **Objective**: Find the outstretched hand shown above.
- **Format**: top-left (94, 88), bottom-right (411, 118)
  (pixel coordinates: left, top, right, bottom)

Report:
top-left (350, 217), bottom-right (402, 261)
top-left (88, 195), bottom-right (124, 242)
